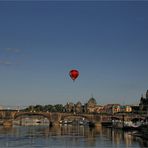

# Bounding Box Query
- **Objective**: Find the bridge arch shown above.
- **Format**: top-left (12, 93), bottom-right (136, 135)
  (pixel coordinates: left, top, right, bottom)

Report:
top-left (13, 112), bottom-right (51, 121)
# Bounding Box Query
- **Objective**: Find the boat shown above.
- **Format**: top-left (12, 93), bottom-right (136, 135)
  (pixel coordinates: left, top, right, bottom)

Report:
top-left (79, 120), bottom-right (95, 127)
top-left (59, 120), bottom-right (73, 125)
top-left (112, 120), bottom-right (142, 130)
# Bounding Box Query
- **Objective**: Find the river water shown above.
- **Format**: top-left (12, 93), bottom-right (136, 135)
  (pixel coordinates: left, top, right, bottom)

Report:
top-left (0, 124), bottom-right (147, 147)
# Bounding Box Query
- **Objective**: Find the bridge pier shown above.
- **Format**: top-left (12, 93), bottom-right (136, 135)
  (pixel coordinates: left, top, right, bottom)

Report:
top-left (95, 122), bottom-right (101, 127)
top-left (3, 120), bottom-right (13, 127)
top-left (49, 121), bottom-right (53, 127)
top-left (51, 121), bottom-right (60, 127)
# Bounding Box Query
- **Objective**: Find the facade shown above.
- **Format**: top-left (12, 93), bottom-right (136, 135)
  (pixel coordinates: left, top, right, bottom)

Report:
top-left (94, 105), bottom-right (104, 113)
top-left (101, 104), bottom-right (132, 114)
top-left (112, 104), bottom-right (121, 114)
top-left (102, 104), bottom-right (115, 114)
top-left (86, 97), bottom-right (97, 113)
top-left (124, 105), bottom-right (132, 112)
top-left (64, 102), bottom-right (75, 113)
top-left (120, 105), bottom-right (132, 113)
top-left (75, 101), bottom-right (83, 113)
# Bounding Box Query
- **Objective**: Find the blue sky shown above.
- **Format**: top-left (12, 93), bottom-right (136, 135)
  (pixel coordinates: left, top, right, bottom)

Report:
top-left (0, 1), bottom-right (148, 107)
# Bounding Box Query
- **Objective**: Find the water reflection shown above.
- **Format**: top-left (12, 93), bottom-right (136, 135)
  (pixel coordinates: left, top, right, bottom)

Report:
top-left (0, 125), bottom-right (147, 147)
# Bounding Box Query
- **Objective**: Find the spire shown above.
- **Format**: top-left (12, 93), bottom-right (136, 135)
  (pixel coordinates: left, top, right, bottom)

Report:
top-left (91, 93), bottom-right (94, 99)
top-left (67, 97), bottom-right (70, 105)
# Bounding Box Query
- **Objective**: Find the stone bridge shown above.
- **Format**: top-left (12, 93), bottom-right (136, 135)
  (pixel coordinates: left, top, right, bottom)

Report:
top-left (0, 109), bottom-right (147, 127)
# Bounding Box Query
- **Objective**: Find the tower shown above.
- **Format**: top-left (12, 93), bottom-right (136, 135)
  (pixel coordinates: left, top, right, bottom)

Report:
top-left (146, 90), bottom-right (148, 99)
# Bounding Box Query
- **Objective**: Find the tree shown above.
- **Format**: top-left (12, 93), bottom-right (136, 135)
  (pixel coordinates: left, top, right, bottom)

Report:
top-left (34, 105), bottom-right (43, 112)
top-left (43, 104), bottom-right (54, 112)
top-left (23, 105), bottom-right (34, 112)
top-left (54, 104), bottom-right (64, 112)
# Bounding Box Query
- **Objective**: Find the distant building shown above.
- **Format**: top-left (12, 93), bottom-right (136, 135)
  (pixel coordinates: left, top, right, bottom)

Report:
top-left (101, 104), bottom-right (132, 114)
top-left (125, 105), bottom-right (132, 112)
top-left (75, 101), bottom-right (83, 113)
top-left (139, 90), bottom-right (148, 111)
top-left (86, 97), bottom-right (97, 113)
top-left (102, 104), bottom-right (121, 114)
top-left (112, 104), bottom-right (121, 114)
top-left (64, 102), bottom-right (75, 113)
top-left (120, 105), bottom-right (132, 113)
top-left (94, 105), bottom-right (104, 113)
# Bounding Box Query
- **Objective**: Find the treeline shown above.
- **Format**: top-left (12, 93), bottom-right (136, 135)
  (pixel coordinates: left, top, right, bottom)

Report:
top-left (22, 104), bottom-right (64, 112)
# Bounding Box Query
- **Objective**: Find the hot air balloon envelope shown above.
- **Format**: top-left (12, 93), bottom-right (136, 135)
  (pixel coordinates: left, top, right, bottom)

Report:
top-left (69, 69), bottom-right (79, 81)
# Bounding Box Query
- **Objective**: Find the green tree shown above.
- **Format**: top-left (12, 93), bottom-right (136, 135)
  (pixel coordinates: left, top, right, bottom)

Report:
top-left (43, 104), bottom-right (54, 112)
top-left (54, 104), bottom-right (64, 112)
top-left (23, 105), bottom-right (34, 112)
top-left (34, 105), bottom-right (43, 112)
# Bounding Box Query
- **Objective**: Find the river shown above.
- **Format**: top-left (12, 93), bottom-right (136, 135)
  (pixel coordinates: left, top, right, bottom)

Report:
top-left (0, 124), bottom-right (147, 147)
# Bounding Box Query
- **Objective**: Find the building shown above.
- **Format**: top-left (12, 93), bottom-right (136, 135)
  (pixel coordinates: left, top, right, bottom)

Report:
top-left (102, 104), bottom-right (121, 114)
top-left (86, 97), bottom-right (97, 113)
top-left (139, 90), bottom-right (148, 111)
top-left (112, 104), bottom-right (121, 114)
top-left (101, 104), bottom-right (132, 114)
top-left (94, 105), bottom-right (104, 113)
top-left (120, 105), bottom-right (132, 113)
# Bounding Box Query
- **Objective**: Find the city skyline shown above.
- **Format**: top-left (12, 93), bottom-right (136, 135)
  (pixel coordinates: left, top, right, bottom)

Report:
top-left (0, 1), bottom-right (148, 106)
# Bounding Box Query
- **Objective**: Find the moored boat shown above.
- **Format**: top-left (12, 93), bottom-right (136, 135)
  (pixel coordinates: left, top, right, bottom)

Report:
top-left (112, 120), bottom-right (143, 130)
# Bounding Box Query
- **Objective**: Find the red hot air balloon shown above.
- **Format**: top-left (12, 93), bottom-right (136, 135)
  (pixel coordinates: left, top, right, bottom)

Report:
top-left (69, 69), bottom-right (79, 81)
